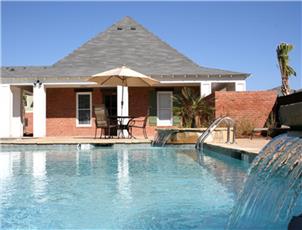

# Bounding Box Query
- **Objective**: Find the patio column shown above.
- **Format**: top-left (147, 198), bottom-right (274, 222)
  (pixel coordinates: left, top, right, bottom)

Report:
top-left (10, 86), bottom-right (23, 137)
top-left (117, 85), bottom-right (129, 137)
top-left (0, 85), bottom-right (12, 138)
top-left (33, 83), bottom-right (46, 137)
top-left (0, 85), bottom-right (23, 138)
top-left (117, 85), bottom-right (129, 117)
top-left (200, 82), bottom-right (212, 97)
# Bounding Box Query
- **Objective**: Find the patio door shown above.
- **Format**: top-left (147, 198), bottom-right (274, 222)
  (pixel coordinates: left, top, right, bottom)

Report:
top-left (103, 89), bottom-right (117, 135)
top-left (157, 91), bottom-right (173, 126)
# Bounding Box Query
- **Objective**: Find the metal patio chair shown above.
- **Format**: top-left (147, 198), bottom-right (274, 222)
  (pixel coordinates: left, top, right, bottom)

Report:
top-left (94, 105), bottom-right (117, 139)
top-left (128, 114), bottom-right (149, 139)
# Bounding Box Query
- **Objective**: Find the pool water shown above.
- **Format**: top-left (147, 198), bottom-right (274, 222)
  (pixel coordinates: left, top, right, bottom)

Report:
top-left (0, 145), bottom-right (248, 229)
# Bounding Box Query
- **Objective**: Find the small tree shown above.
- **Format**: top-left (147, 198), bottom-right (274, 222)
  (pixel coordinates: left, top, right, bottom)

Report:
top-left (173, 87), bottom-right (210, 128)
top-left (276, 43), bottom-right (296, 96)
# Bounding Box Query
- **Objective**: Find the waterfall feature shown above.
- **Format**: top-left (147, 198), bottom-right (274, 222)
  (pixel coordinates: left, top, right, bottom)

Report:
top-left (228, 133), bottom-right (302, 229)
top-left (152, 130), bottom-right (178, 146)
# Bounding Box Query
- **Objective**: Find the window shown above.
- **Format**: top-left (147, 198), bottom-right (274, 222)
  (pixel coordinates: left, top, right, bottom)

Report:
top-left (76, 92), bottom-right (92, 127)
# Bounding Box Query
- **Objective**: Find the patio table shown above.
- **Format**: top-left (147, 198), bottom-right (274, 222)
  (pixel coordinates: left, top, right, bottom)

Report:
top-left (109, 115), bottom-right (138, 138)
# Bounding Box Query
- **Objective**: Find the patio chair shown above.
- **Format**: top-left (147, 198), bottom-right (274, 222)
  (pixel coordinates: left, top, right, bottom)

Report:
top-left (128, 114), bottom-right (149, 139)
top-left (94, 105), bottom-right (117, 139)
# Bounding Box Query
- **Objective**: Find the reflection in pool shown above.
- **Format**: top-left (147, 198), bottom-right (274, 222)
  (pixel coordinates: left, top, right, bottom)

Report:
top-left (0, 145), bottom-right (248, 229)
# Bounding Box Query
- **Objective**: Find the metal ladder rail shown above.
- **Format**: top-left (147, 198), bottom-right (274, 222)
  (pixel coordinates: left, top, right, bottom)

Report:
top-left (195, 116), bottom-right (235, 149)
top-left (195, 116), bottom-right (224, 149)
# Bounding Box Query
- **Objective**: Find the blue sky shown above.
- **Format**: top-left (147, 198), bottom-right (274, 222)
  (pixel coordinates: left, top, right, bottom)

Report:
top-left (1, 1), bottom-right (301, 90)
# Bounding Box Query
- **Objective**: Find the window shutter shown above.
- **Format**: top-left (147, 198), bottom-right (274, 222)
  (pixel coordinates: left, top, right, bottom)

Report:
top-left (148, 90), bottom-right (157, 126)
top-left (173, 116), bottom-right (181, 126)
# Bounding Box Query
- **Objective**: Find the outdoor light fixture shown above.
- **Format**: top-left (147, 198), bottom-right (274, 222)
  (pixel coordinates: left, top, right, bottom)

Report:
top-left (33, 80), bottom-right (42, 87)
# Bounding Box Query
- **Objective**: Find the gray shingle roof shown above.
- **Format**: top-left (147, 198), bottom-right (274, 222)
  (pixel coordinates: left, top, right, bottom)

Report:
top-left (1, 16), bottom-right (249, 83)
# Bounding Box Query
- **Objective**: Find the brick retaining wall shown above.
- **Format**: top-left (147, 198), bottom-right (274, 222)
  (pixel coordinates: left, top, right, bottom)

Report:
top-left (209, 91), bottom-right (277, 128)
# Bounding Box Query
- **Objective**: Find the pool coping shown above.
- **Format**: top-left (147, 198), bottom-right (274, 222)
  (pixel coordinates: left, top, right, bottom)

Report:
top-left (0, 138), bottom-right (151, 145)
top-left (203, 143), bottom-right (259, 162)
top-left (0, 138), bottom-right (262, 163)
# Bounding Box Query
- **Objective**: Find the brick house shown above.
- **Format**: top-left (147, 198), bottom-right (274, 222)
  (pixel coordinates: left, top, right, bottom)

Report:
top-left (0, 16), bottom-right (250, 138)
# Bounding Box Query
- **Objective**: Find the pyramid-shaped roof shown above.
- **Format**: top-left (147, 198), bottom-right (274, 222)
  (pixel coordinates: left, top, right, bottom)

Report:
top-left (1, 16), bottom-right (249, 83)
top-left (53, 16), bottom-right (247, 77)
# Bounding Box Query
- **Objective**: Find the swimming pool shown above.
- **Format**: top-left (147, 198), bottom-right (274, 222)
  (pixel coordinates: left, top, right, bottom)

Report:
top-left (0, 145), bottom-right (248, 229)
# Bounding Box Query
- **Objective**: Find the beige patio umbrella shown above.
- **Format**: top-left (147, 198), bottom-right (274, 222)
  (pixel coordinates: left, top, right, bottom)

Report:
top-left (88, 66), bottom-right (159, 115)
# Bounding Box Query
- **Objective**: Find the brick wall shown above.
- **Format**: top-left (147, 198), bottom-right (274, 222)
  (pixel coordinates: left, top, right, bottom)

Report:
top-left (46, 88), bottom-right (103, 136)
top-left (211, 91), bottom-right (277, 128)
top-left (128, 87), bottom-right (156, 138)
top-left (46, 87), bottom-right (157, 138)
top-left (24, 112), bottom-right (33, 135)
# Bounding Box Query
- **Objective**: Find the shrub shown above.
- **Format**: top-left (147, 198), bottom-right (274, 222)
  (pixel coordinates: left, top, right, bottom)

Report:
top-left (173, 87), bottom-right (208, 128)
top-left (235, 119), bottom-right (256, 138)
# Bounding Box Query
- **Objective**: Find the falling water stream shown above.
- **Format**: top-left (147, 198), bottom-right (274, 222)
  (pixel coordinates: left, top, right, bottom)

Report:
top-left (228, 133), bottom-right (302, 229)
top-left (152, 130), bottom-right (178, 146)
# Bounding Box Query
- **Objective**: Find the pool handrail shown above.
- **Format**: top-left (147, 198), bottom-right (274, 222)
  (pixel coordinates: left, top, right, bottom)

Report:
top-left (195, 116), bottom-right (235, 149)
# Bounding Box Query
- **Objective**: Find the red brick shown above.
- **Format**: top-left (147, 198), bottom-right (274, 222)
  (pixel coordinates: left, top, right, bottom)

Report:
top-left (45, 87), bottom-right (157, 138)
top-left (46, 88), bottom-right (103, 137)
top-left (24, 112), bottom-right (33, 134)
top-left (207, 91), bottom-right (277, 128)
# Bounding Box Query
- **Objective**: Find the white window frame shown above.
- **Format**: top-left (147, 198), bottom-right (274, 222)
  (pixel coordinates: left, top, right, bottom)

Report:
top-left (76, 92), bottom-right (92, 127)
top-left (157, 91), bottom-right (173, 126)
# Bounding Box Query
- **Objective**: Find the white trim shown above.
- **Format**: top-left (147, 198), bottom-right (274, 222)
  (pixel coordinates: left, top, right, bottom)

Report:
top-left (157, 91), bottom-right (173, 126)
top-left (76, 92), bottom-right (92, 127)
top-left (7, 82), bottom-right (97, 87)
top-left (235, 81), bottom-right (246, 91)
top-left (44, 82), bottom-right (96, 85)
top-left (160, 79), bottom-right (246, 84)
top-left (0, 85), bottom-right (12, 137)
top-left (11, 86), bottom-right (23, 137)
top-left (200, 82), bottom-right (212, 97)
top-left (44, 82), bottom-right (97, 87)
top-left (160, 80), bottom-right (203, 84)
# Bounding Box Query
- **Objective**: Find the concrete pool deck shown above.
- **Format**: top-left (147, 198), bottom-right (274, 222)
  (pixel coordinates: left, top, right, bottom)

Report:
top-left (0, 136), bottom-right (270, 154)
top-left (206, 138), bottom-right (270, 154)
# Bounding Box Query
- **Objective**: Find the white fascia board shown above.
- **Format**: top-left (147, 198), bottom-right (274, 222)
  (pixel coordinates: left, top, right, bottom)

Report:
top-left (159, 80), bottom-right (203, 84)
top-left (44, 82), bottom-right (97, 88)
top-left (159, 79), bottom-right (244, 84)
top-left (7, 82), bottom-right (98, 87)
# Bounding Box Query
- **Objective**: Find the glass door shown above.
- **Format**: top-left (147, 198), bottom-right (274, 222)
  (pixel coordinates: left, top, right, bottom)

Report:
top-left (157, 91), bottom-right (173, 126)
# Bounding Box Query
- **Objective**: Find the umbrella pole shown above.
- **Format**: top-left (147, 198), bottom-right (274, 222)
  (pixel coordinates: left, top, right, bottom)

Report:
top-left (121, 79), bottom-right (124, 116)
top-left (120, 80), bottom-right (124, 138)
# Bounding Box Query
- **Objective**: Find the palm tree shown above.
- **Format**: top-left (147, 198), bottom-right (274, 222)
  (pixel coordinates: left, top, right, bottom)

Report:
top-left (276, 43), bottom-right (296, 96)
top-left (173, 87), bottom-right (212, 128)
